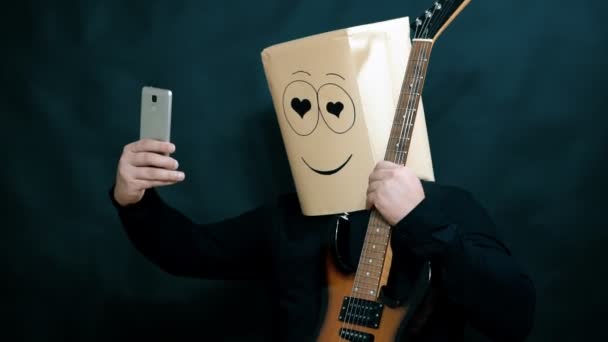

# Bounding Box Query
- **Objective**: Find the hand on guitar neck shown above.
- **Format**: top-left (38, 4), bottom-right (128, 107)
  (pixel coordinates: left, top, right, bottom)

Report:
top-left (366, 161), bottom-right (426, 226)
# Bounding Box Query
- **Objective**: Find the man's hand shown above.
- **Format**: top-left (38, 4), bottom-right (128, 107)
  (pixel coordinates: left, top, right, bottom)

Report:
top-left (113, 139), bottom-right (185, 207)
top-left (366, 161), bottom-right (425, 226)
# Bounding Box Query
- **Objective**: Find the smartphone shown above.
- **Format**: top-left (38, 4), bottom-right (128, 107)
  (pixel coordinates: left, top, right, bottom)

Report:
top-left (140, 86), bottom-right (172, 144)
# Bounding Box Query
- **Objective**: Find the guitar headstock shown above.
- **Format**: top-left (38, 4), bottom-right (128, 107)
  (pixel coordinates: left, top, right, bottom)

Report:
top-left (410, 0), bottom-right (471, 40)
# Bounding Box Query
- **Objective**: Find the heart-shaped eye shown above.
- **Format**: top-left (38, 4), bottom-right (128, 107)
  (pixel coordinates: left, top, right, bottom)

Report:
top-left (291, 98), bottom-right (312, 118)
top-left (326, 102), bottom-right (344, 118)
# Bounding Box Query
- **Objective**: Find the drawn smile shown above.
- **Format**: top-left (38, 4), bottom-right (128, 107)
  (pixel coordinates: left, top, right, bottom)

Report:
top-left (301, 154), bottom-right (353, 175)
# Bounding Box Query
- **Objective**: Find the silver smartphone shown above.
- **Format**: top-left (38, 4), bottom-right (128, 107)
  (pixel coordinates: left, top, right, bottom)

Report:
top-left (140, 86), bottom-right (172, 143)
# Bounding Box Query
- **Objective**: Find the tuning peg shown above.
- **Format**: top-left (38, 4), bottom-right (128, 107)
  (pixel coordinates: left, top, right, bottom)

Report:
top-left (410, 16), bottom-right (423, 31)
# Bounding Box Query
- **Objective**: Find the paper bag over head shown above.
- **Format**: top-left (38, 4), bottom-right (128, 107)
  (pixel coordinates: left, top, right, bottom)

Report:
top-left (261, 17), bottom-right (435, 216)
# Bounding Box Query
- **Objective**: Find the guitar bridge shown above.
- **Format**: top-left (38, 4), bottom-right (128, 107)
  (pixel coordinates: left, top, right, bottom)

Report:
top-left (338, 296), bottom-right (384, 329)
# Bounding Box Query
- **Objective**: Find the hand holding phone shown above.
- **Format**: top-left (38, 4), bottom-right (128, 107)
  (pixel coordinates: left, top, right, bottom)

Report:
top-left (113, 139), bottom-right (184, 206)
top-left (112, 87), bottom-right (183, 207)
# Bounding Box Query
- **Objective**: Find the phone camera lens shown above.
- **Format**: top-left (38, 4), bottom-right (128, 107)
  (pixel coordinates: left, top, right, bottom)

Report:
top-left (152, 95), bottom-right (157, 103)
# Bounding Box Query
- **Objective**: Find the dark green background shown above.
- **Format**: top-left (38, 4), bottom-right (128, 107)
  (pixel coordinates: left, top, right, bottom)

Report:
top-left (1, 0), bottom-right (606, 340)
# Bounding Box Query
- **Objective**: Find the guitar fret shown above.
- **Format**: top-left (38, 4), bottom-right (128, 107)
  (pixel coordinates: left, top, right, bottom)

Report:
top-left (357, 262), bottom-right (383, 269)
top-left (360, 250), bottom-right (386, 259)
top-left (364, 234), bottom-right (389, 240)
top-left (354, 275), bottom-right (382, 284)
top-left (387, 132), bottom-right (414, 138)
top-left (364, 236), bottom-right (389, 243)
top-left (358, 258), bottom-right (385, 266)
top-left (355, 271), bottom-right (382, 280)
top-left (365, 237), bottom-right (389, 242)
top-left (358, 256), bottom-right (389, 263)
top-left (369, 235), bottom-right (390, 242)
top-left (388, 130), bottom-right (414, 138)
top-left (362, 240), bottom-right (388, 248)
top-left (350, 293), bottom-right (377, 301)
top-left (368, 223), bottom-right (390, 228)
top-left (355, 273), bottom-right (381, 281)
top-left (386, 148), bottom-right (407, 155)
top-left (352, 283), bottom-right (379, 293)
top-left (356, 264), bottom-right (383, 273)
top-left (364, 233), bottom-right (389, 238)
top-left (364, 241), bottom-right (388, 246)
top-left (390, 119), bottom-right (416, 126)
top-left (368, 231), bottom-right (389, 237)
top-left (387, 129), bottom-right (415, 137)
top-left (361, 243), bottom-right (388, 251)
top-left (353, 286), bottom-right (381, 296)
top-left (355, 281), bottom-right (381, 290)
top-left (361, 244), bottom-right (388, 254)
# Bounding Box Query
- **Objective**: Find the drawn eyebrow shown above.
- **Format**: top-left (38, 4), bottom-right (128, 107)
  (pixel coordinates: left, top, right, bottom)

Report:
top-left (292, 70), bottom-right (311, 76)
top-left (326, 73), bottom-right (345, 80)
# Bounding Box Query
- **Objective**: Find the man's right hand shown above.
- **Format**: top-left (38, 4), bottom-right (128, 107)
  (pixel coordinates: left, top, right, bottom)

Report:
top-left (113, 139), bottom-right (185, 207)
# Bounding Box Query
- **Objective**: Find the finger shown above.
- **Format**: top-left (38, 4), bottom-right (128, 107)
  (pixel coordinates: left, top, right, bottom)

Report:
top-left (369, 169), bottom-right (395, 183)
top-left (131, 152), bottom-right (179, 169)
top-left (141, 180), bottom-right (180, 189)
top-left (374, 160), bottom-right (401, 170)
top-left (128, 139), bottom-right (175, 154)
top-left (366, 180), bottom-right (381, 195)
top-left (366, 192), bottom-right (375, 209)
top-left (133, 167), bottom-right (185, 182)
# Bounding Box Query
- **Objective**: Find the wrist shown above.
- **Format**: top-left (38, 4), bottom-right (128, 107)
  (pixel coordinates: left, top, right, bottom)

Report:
top-left (112, 183), bottom-right (141, 207)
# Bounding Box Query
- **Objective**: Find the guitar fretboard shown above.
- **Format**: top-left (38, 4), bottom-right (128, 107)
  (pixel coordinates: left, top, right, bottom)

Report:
top-left (352, 39), bottom-right (434, 301)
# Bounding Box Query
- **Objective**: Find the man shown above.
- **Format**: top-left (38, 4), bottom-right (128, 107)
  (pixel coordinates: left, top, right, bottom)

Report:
top-left (110, 17), bottom-right (535, 342)
top-left (109, 140), bottom-right (534, 341)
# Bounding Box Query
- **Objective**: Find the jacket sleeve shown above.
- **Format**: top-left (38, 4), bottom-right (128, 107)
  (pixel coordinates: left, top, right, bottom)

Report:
top-left (109, 185), bottom-right (274, 280)
top-left (392, 181), bottom-right (536, 341)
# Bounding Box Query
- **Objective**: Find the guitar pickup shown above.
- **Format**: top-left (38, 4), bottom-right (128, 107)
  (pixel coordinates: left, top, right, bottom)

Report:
top-left (339, 328), bottom-right (375, 342)
top-left (338, 296), bottom-right (384, 329)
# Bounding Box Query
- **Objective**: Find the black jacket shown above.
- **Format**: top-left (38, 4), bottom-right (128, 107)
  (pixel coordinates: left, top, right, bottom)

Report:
top-left (109, 181), bottom-right (535, 341)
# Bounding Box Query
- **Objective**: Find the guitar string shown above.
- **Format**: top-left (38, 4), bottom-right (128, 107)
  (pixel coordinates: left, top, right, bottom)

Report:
top-left (342, 3), bottom-right (451, 336)
top-left (427, 0), bottom-right (458, 44)
top-left (394, 5), bottom-right (435, 165)
top-left (346, 2), bottom-right (457, 339)
top-left (336, 10), bottom-right (436, 340)
top-left (357, 3), bottom-right (460, 338)
top-left (396, 3), bottom-right (439, 165)
top-left (332, 49), bottom-right (416, 339)
top-left (339, 0), bottom-right (453, 334)
top-left (338, 9), bottom-right (434, 338)
top-left (397, 0), bottom-right (457, 168)
top-left (395, 25), bottom-right (429, 165)
top-left (397, 0), bottom-right (456, 165)
top-left (334, 44), bottom-right (423, 336)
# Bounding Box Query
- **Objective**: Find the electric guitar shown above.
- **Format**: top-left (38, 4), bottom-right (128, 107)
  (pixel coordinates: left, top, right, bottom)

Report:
top-left (318, 1), bottom-right (471, 340)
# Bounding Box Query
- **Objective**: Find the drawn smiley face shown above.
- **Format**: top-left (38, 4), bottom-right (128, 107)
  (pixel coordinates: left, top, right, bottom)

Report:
top-left (282, 71), bottom-right (356, 176)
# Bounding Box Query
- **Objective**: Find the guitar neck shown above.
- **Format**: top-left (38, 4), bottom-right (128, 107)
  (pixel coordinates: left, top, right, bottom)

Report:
top-left (385, 39), bottom-right (434, 164)
top-left (352, 39), bottom-right (435, 301)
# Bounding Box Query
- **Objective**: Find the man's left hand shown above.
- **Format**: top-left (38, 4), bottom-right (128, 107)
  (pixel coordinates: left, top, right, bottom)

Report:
top-left (366, 161), bottom-right (425, 226)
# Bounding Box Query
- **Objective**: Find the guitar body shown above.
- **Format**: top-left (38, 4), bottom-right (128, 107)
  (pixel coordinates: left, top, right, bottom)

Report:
top-left (318, 215), bottom-right (431, 342)
top-left (318, 251), bottom-right (408, 342)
